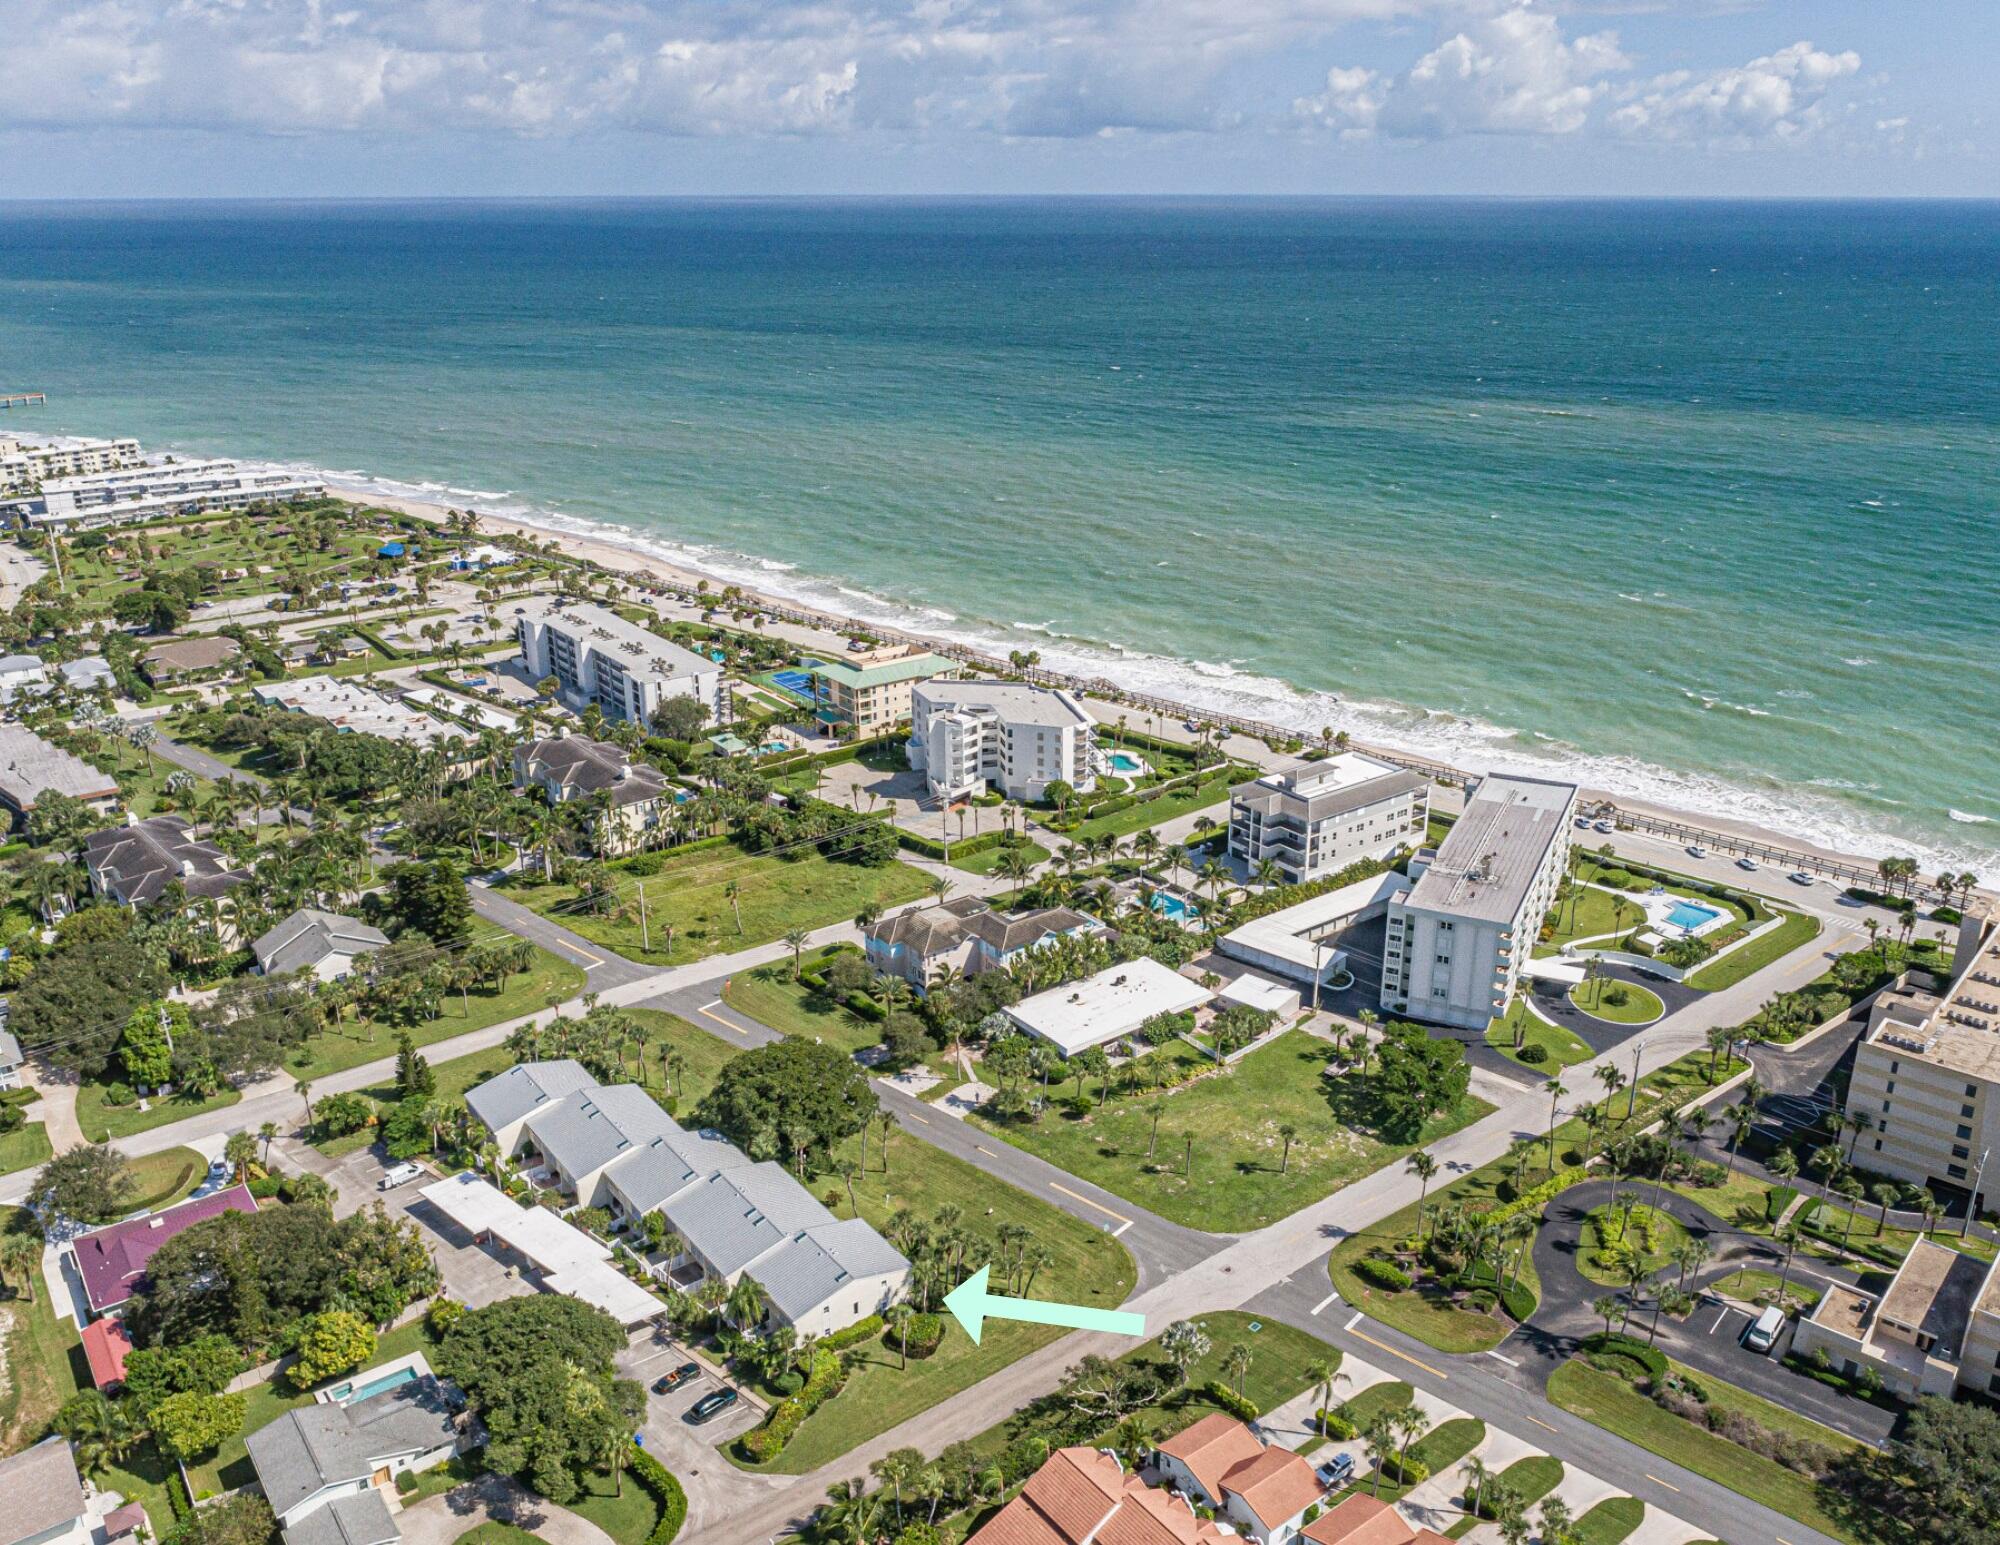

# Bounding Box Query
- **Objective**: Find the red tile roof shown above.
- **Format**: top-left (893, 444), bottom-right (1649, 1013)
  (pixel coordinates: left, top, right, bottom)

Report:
top-left (1304, 1493), bottom-right (1420, 1545)
top-left (1155, 1412), bottom-right (1266, 1503)
top-left (81, 1315), bottom-right (134, 1389)
top-left (969, 1447), bottom-right (1232, 1545)
top-left (73, 1184), bottom-right (257, 1313)
top-left (1220, 1444), bottom-right (1325, 1529)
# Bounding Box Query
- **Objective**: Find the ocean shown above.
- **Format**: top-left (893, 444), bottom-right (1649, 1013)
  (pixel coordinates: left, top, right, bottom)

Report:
top-left (1, 198), bottom-right (1995, 878)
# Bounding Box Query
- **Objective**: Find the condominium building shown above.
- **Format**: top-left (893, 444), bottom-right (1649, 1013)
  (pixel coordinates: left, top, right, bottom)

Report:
top-left (1845, 915), bottom-right (2000, 1206)
top-left (1379, 772), bottom-right (1577, 1031)
top-left (906, 679), bottom-right (1096, 803)
top-left (1794, 1237), bottom-right (2000, 1403)
top-left (1228, 753), bottom-right (1430, 884)
top-left (512, 732), bottom-right (673, 854)
top-left (2, 458), bottom-right (324, 530)
top-left (515, 601), bottom-right (725, 729)
top-left (806, 645), bottom-right (961, 734)
top-left (0, 434), bottom-right (141, 491)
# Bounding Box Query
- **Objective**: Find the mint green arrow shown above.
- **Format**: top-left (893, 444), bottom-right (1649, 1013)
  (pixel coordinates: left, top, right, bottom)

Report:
top-left (942, 1266), bottom-right (1146, 1346)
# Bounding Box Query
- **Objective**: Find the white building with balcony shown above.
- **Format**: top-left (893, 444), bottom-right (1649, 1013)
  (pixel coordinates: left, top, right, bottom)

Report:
top-left (1227, 753), bottom-right (1430, 884)
top-left (3, 458), bottom-right (325, 530)
top-left (906, 680), bottom-right (1096, 803)
top-left (0, 434), bottom-right (141, 492)
top-left (1379, 772), bottom-right (1576, 1031)
top-left (515, 600), bottom-right (725, 729)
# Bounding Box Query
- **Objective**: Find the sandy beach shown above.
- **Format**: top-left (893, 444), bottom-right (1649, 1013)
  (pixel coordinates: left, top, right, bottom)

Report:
top-left (332, 480), bottom-right (1979, 903)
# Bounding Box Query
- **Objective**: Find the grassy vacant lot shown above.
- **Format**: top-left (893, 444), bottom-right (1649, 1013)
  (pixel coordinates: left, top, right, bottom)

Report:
top-left (740, 1127), bottom-right (1138, 1473)
top-left (504, 846), bottom-right (931, 966)
top-left (1486, 1001), bottom-right (1595, 1070)
top-left (971, 1032), bottom-right (1493, 1233)
top-left (1568, 978), bottom-right (1664, 1025)
top-left (951, 837), bottom-right (1051, 876)
top-left (75, 1080), bottom-right (242, 1142)
top-left (186, 1318), bottom-right (438, 1496)
top-left (1547, 1360), bottom-right (1875, 1545)
top-left (723, 949), bottom-right (882, 1057)
top-left (1688, 909), bottom-right (1822, 991)
top-left (0, 1120), bottom-right (53, 1177)
top-left (287, 946), bottom-right (586, 1082)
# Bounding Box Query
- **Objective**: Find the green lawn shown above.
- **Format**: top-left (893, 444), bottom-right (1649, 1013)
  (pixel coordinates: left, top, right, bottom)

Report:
top-left (1575, 1496), bottom-right (1647, 1545)
top-left (969, 1032), bottom-right (1493, 1232)
top-left (1339, 1379), bottom-right (1415, 1429)
top-left (951, 838), bottom-right (1051, 876)
top-left (1539, 885), bottom-right (1647, 955)
top-left (287, 947), bottom-right (587, 1081)
top-left (1492, 1455), bottom-right (1564, 1511)
top-left (456, 1527), bottom-right (545, 1545)
top-left (560, 1464), bottom-right (662, 1545)
top-left (0, 1120), bottom-right (53, 1177)
top-left (1366, 1418), bottom-right (1486, 1505)
top-left (1796, 1199), bottom-right (1996, 1269)
top-left (1486, 1001), bottom-right (1595, 1070)
top-left (1568, 978), bottom-right (1664, 1025)
top-left (723, 952), bottom-right (883, 1057)
top-left (501, 846), bottom-right (931, 965)
top-left (126, 1147), bottom-right (209, 1211)
top-left (75, 1081), bottom-right (242, 1142)
top-left (1665, 1168), bottom-right (1777, 1231)
top-left (1711, 1269), bottom-right (1822, 1311)
top-left (1687, 909), bottom-right (1822, 991)
top-left (1547, 1360), bottom-right (1877, 1545)
top-left (186, 1319), bottom-right (437, 1496)
top-left (1060, 775), bottom-right (1240, 844)
top-left (738, 1122), bottom-right (1138, 1473)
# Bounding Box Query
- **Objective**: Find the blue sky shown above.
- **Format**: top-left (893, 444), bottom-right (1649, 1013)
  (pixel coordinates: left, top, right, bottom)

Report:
top-left (1, 1), bottom-right (1993, 198)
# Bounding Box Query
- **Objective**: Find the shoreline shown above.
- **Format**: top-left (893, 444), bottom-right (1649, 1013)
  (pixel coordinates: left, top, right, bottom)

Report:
top-left (330, 480), bottom-right (1977, 900)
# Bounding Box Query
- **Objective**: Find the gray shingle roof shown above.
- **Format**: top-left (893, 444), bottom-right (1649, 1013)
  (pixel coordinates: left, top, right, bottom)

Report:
top-left (82, 816), bottom-right (240, 904)
top-left (463, 1060), bottom-right (598, 1136)
top-left (513, 736), bottom-right (671, 809)
top-left (524, 1082), bottom-right (682, 1180)
top-left (604, 1128), bottom-right (756, 1216)
top-left (251, 909), bottom-right (390, 976)
top-left (753, 1218), bottom-right (912, 1321)
top-left (246, 1378), bottom-right (461, 1517)
top-left (0, 1029), bottom-right (22, 1070)
top-left (282, 1490), bottom-right (399, 1545)
top-left (667, 1162), bottom-right (837, 1278)
top-left (0, 1438), bottom-right (85, 1545)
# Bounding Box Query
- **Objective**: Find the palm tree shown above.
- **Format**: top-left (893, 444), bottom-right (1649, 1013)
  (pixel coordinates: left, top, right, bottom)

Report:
top-left (0, 1230), bottom-right (43, 1305)
top-left (1592, 1294), bottom-right (1622, 1335)
top-left (1362, 1411), bottom-right (1397, 1498)
top-left (1388, 1404), bottom-right (1427, 1486)
top-left (1277, 1123), bottom-right (1299, 1174)
top-left (782, 926), bottom-right (811, 980)
top-left (1870, 1180), bottom-right (1901, 1236)
top-left (1767, 1145), bottom-right (1800, 1190)
top-left (1773, 1221), bottom-right (1803, 1305)
top-left (724, 880), bottom-right (743, 934)
top-left (1407, 1150), bottom-right (1440, 1237)
top-left (224, 1131), bottom-right (258, 1181)
top-left (1543, 1078), bottom-right (1569, 1168)
top-left (1222, 1342), bottom-right (1252, 1398)
top-left (726, 1274), bottom-right (766, 1333)
top-left (59, 1390), bottom-right (144, 1479)
top-left (258, 1121), bottom-right (278, 1166)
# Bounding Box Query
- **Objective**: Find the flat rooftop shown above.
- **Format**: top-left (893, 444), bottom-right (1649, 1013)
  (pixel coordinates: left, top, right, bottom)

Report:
top-left (1220, 869), bottom-right (1412, 979)
top-left (1232, 753), bottom-right (1426, 821)
top-left (1866, 918), bottom-right (2000, 1082)
top-left (1401, 771), bottom-right (1576, 924)
top-left (915, 678), bottom-right (1093, 730)
top-left (1878, 1238), bottom-right (1990, 1360)
top-left (519, 600), bottom-right (716, 683)
top-left (1005, 956), bottom-right (1210, 1057)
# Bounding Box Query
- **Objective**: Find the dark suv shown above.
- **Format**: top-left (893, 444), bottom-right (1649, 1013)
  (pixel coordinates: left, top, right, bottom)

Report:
top-left (686, 1388), bottom-right (739, 1425)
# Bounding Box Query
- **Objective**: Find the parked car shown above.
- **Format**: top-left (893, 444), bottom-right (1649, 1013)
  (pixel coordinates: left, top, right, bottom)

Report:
top-left (686, 1388), bottom-right (739, 1424)
top-left (379, 1161), bottom-right (424, 1190)
top-left (1594, 820), bottom-right (1614, 834)
top-left (1789, 870), bottom-right (1816, 886)
top-left (1736, 857), bottom-right (1759, 871)
top-left (1743, 1305), bottom-right (1786, 1354)
top-left (653, 1362), bottom-right (701, 1395)
top-left (1315, 1453), bottom-right (1356, 1489)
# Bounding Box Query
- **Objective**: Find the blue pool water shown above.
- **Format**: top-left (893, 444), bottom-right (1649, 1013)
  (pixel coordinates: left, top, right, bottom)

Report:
top-left (1665, 900), bottom-right (1723, 931)
top-left (332, 1366), bottom-right (420, 1404)
top-left (1152, 893), bottom-right (1199, 921)
top-left (1108, 750), bottom-right (1145, 774)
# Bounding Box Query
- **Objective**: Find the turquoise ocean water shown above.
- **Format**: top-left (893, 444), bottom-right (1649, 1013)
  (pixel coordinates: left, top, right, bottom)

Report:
top-left (0, 198), bottom-right (1994, 877)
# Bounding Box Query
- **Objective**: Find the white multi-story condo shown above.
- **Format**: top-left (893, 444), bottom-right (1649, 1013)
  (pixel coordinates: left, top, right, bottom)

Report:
top-left (1228, 752), bottom-right (1430, 884)
top-left (1844, 915), bottom-right (1999, 1208)
top-left (515, 600), bottom-right (726, 729)
top-left (1379, 772), bottom-right (1577, 1031)
top-left (0, 434), bottom-right (141, 491)
top-left (1, 457), bottom-right (325, 530)
top-left (906, 679), bottom-right (1096, 803)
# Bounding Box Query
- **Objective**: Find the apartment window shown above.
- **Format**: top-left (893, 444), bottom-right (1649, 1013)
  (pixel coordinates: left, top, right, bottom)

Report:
top-left (1882, 1100), bottom-right (1891, 1113)
top-left (1886, 1082), bottom-right (1896, 1094)
top-left (1954, 1145), bottom-right (1971, 1160)
top-left (1874, 1138), bottom-right (1884, 1151)
top-left (1432, 986), bottom-right (1449, 998)
top-left (1439, 921), bottom-right (1455, 932)
top-left (1964, 1105), bottom-right (1977, 1119)
top-left (1879, 1118), bottom-right (1888, 1131)
top-left (1891, 1061), bottom-right (1901, 1074)
top-left (1950, 1164), bottom-right (1969, 1179)
top-left (1960, 1125), bottom-right (1975, 1140)
top-left (1435, 953), bottom-right (1453, 965)
top-left (1969, 1085), bottom-right (1979, 1098)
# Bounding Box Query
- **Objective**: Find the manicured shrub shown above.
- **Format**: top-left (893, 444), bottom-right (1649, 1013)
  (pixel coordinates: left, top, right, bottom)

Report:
top-left (887, 1312), bottom-right (944, 1360)
top-left (1581, 1332), bottom-right (1667, 1382)
top-left (1201, 1381), bottom-right (1260, 1420)
top-left (737, 1349), bottom-right (847, 1463)
top-left (1500, 1279), bottom-right (1538, 1323)
top-left (1516, 1043), bottom-right (1549, 1065)
top-left (820, 1313), bottom-right (884, 1352)
top-left (1355, 1258), bottom-right (1412, 1292)
top-left (630, 1444), bottom-right (688, 1545)
top-left (1380, 1454), bottom-right (1429, 1486)
top-left (1317, 1408), bottom-right (1357, 1440)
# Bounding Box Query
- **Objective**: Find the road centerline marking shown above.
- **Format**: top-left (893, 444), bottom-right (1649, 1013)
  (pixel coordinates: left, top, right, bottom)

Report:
top-left (1346, 1327), bottom-right (1448, 1380)
top-left (696, 1004), bottom-right (749, 1036)
top-left (1048, 1181), bottom-right (1133, 1229)
top-left (1523, 1413), bottom-right (1558, 1433)
top-left (1645, 1475), bottom-right (1679, 1493)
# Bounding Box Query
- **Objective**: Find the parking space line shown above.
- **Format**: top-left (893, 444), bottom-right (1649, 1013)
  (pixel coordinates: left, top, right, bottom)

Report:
top-left (697, 1002), bottom-right (749, 1036)
top-left (1484, 1350), bottom-right (1520, 1367)
top-left (1708, 1306), bottom-right (1731, 1334)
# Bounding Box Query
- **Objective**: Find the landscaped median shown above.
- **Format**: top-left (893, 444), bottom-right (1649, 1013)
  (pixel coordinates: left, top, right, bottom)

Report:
top-left (1546, 1338), bottom-right (1883, 1545)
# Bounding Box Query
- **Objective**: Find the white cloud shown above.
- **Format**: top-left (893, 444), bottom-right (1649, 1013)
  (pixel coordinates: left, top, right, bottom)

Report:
top-left (1609, 41), bottom-right (1863, 142)
top-left (1298, 5), bottom-right (1863, 147)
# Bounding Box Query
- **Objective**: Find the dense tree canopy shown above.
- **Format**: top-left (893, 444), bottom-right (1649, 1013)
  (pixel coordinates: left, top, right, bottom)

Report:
top-left (32, 1145), bottom-right (136, 1224)
top-left (10, 917), bottom-right (168, 1077)
top-left (1371, 1021), bottom-right (1472, 1141)
top-left (383, 859), bottom-right (474, 943)
top-left (695, 1037), bottom-right (878, 1172)
top-left (435, 1294), bottom-right (643, 1505)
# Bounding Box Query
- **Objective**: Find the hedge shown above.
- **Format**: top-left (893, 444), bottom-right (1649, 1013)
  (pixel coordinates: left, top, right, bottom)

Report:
top-left (738, 1348), bottom-right (847, 1462)
top-left (1379, 1453), bottom-right (1429, 1486)
top-left (1486, 1166), bottom-right (1590, 1229)
top-left (820, 1313), bottom-right (885, 1352)
top-left (629, 1444), bottom-right (688, 1545)
top-left (1316, 1408), bottom-right (1358, 1440)
top-left (1354, 1258), bottom-right (1412, 1292)
top-left (1500, 1278), bottom-right (1537, 1323)
top-left (1226, 856), bottom-right (1394, 925)
top-left (1201, 1381), bottom-right (1260, 1421)
top-left (1580, 1332), bottom-right (1667, 1382)
top-left (897, 828), bottom-right (1008, 861)
top-left (887, 1312), bottom-right (945, 1360)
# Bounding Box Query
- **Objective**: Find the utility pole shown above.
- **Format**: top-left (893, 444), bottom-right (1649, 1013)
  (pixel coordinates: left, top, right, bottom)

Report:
top-left (1967, 1148), bottom-right (1989, 1238)
top-left (638, 881), bottom-right (650, 952)
top-left (1630, 1038), bottom-right (1645, 1119)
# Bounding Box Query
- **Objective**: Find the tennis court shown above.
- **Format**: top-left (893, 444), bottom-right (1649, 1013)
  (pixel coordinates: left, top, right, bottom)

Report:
top-left (770, 664), bottom-right (824, 700)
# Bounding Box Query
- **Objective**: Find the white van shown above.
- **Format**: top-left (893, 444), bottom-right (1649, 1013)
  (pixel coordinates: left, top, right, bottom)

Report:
top-left (379, 1161), bottom-right (424, 1190)
top-left (1742, 1305), bottom-right (1786, 1354)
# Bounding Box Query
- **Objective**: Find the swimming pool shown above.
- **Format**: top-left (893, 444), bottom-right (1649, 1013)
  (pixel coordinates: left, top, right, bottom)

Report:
top-left (1107, 750), bottom-right (1146, 774)
top-left (1664, 899), bottom-right (1724, 931)
top-left (1152, 892), bottom-right (1199, 921)
top-left (327, 1366), bottom-right (420, 1405)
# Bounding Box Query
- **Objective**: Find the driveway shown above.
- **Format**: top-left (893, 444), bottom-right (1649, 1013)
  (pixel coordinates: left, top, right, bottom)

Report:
top-left (397, 1473), bottom-right (612, 1545)
top-left (614, 1331), bottom-right (787, 1542)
